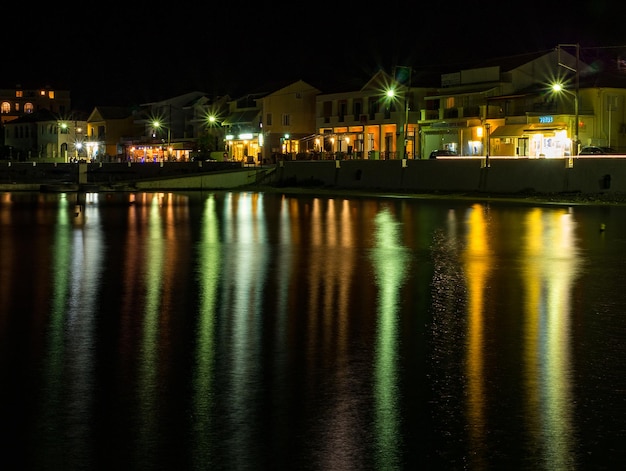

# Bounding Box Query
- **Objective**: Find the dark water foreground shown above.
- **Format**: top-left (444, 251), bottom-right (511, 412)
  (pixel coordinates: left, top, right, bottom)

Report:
top-left (1, 190), bottom-right (625, 470)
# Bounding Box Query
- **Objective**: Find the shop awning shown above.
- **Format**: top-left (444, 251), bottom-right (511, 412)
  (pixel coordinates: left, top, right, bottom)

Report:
top-left (490, 124), bottom-right (528, 137)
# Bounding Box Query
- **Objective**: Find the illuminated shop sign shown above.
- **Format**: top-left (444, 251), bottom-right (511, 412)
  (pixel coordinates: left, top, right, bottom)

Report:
top-left (539, 116), bottom-right (554, 123)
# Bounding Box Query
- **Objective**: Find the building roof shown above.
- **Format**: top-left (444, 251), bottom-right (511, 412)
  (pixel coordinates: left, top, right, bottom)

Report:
top-left (3, 108), bottom-right (58, 124)
top-left (88, 106), bottom-right (135, 121)
top-left (222, 110), bottom-right (260, 126)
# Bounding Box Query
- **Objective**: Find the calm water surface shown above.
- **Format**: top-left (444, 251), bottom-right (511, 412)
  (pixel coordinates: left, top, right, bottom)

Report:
top-left (1, 190), bottom-right (625, 470)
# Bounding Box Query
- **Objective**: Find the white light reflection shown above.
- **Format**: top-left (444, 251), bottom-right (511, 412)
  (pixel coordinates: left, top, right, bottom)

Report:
top-left (42, 192), bottom-right (104, 466)
top-left (223, 192), bottom-right (269, 468)
top-left (522, 208), bottom-right (580, 469)
top-left (370, 207), bottom-right (409, 471)
top-left (276, 195), bottom-right (292, 337)
top-left (137, 194), bottom-right (165, 465)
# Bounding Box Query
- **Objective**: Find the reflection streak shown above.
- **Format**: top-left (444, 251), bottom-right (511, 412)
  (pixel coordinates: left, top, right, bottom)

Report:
top-left (522, 208), bottom-right (579, 469)
top-left (462, 204), bottom-right (491, 469)
top-left (193, 195), bottom-right (221, 468)
top-left (371, 208), bottom-right (408, 471)
top-left (42, 194), bottom-right (104, 468)
top-left (136, 195), bottom-right (165, 467)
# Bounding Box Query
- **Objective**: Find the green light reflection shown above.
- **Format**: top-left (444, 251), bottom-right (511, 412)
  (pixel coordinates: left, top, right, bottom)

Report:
top-left (370, 208), bottom-right (409, 470)
top-left (192, 195), bottom-right (221, 468)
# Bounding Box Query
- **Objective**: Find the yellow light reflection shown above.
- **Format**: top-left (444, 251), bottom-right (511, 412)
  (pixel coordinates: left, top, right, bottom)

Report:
top-left (302, 196), bottom-right (359, 468)
top-left (522, 208), bottom-right (580, 469)
top-left (462, 203), bottom-right (491, 469)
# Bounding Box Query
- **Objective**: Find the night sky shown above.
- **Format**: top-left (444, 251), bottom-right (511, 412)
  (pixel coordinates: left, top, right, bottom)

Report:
top-left (3, 2), bottom-right (624, 112)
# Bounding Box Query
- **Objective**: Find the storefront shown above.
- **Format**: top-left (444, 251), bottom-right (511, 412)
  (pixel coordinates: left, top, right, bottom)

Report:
top-left (489, 122), bottom-right (571, 157)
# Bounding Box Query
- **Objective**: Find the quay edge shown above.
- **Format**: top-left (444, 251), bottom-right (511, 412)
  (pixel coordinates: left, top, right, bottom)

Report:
top-left (1, 158), bottom-right (626, 197)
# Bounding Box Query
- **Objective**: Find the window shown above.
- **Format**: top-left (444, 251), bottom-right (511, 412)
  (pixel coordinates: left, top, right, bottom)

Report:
top-left (338, 100), bottom-right (347, 122)
top-left (266, 113), bottom-right (272, 126)
top-left (1, 102), bottom-right (10, 113)
top-left (15, 91), bottom-right (22, 97)
top-left (282, 114), bottom-right (290, 126)
top-left (368, 97), bottom-right (379, 119)
top-left (49, 91), bottom-right (55, 99)
top-left (24, 103), bottom-right (34, 113)
top-left (323, 101), bottom-right (332, 123)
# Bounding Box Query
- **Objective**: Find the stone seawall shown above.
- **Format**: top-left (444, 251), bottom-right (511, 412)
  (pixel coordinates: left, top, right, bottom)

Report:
top-left (275, 158), bottom-right (626, 194)
top-left (2, 159), bottom-right (625, 195)
top-left (0, 161), bottom-right (273, 191)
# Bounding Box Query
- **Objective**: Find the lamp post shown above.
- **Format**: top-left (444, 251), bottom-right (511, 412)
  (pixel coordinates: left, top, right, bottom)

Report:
top-left (552, 83), bottom-right (579, 155)
top-left (152, 120), bottom-right (171, 161)
top-left (385, 85), bottom-right (409, 159)
top-left (556, 43), bottom-right (580, 155)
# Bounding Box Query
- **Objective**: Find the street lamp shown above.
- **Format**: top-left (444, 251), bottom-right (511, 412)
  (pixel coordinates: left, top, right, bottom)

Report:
top-left (205, 114), bottom-right (225, 159)
top-left (152, 120), bottom-right (171, 160)
top-left (552, 82), bottom-right (579, 155)
top-left (385, 87), bottom-right (409, 159)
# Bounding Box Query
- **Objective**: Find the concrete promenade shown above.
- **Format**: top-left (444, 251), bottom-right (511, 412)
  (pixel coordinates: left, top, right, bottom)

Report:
top-left (0, 161), bottom-right (274, 191)
top-left (1, 157), bottom-right (626, 196)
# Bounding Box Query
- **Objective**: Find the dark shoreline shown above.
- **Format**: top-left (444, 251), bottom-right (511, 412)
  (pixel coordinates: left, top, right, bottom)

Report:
top-left (245, 184), bottom-right (626, 206)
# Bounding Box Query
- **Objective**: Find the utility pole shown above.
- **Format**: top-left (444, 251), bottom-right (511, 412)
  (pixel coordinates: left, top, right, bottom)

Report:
top-left (557, 43), bottom-right (580, 155)
top-left (394, 66), bottom-right (412, 159)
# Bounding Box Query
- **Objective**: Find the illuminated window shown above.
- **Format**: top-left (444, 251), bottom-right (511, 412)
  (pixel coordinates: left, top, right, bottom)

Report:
top-left (15, 90), bottom-right (23, 98)
top-left (40, 90), bottom-right (46, 96)
top-left (1, 102), bottom-right (10, 113)
top-left (49, 90), bottom-right (55, 99)
top-left (24, 103), bottom-right (34, 113)
top-left (15, 103), bottom-right (20, 111)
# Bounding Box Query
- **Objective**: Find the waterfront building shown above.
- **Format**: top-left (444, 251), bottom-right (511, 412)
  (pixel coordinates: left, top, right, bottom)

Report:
top-left (420, 47), bottom-right (626, 157)
top-left (315, 69), bottom-right (434, 160)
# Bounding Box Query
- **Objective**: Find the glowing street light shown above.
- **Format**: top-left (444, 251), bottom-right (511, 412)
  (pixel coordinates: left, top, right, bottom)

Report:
top-left (152, 119), bottom-right (171, 160)
top-left (386, 66), bottom-right (412, 159)
top-left (552, 82), bottom-right (579, 155)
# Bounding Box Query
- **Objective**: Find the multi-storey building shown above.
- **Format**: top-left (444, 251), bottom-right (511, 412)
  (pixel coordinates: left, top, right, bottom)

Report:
top-left (315, 69), bottom-right (434, 160)
top-left (256, 80), bottom-right (320, 163)
top-left (3, 109), bottom-right (87, 161)
top-left (0, 84), bottom-right (71, 125)
top-left (4, 47), bottom-right (626, 163)
top-left (1, 83), bottom-right (75, 159)
top-left (314, 47), bottom-right (626, 159)
top-left (419, 46), bottom-right (626, 157)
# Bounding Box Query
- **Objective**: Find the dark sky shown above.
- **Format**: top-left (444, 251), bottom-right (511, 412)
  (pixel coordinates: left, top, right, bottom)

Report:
top-left (4, 3), bottom-right (624, 112)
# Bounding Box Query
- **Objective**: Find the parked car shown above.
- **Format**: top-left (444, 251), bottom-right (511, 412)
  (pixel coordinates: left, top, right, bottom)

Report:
top-left (579, 146), bottom-right (618, 155)
top-left (429, 149), bottom-right (458, 159)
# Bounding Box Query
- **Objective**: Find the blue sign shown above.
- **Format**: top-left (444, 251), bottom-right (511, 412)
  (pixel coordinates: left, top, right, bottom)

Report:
top-left (539, 116), bottom-right (554, 123)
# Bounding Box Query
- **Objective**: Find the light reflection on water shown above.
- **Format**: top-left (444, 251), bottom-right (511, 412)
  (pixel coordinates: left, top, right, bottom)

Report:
top-left (1, 191), bottom-right (625, 470)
